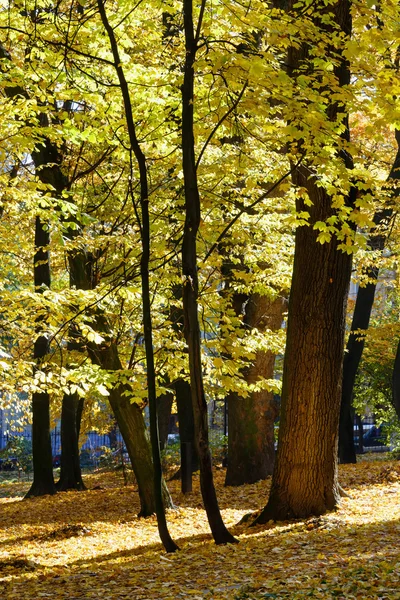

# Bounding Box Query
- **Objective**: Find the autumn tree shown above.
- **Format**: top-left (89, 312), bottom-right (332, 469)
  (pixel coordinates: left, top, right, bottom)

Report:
top-left (255, 0), bottom-right (357, 521)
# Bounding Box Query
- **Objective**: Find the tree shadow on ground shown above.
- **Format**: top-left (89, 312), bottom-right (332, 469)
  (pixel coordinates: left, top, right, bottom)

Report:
top-left (0, 513), bottom-right (399, 599)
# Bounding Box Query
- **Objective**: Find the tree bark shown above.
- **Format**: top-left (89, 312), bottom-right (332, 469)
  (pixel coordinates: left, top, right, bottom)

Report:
top-left (25, 214), bottom-right (56, 498)
top-left (26, 129), bottom-right (67, 498)
top-left (392, 339), bottom-right (400, 420)
top-left (339, 129), bottom-right (400, 463)
top-left (181, 0), bottom-right (237, 544)
top-left (225, 294), bottom-right (284, 486)
top-left (254, 0), bottom-right (354, 522)
top-left (57, 392), bottom-right (86, 491)
top-left (87, 315), bottom-right (173, 516)
top-left (157, 393), bottom-right (173, 451)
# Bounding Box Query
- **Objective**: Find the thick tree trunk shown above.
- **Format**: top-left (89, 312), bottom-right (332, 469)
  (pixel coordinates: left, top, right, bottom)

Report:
top-left (254, 0), bottom-right (354, 522)
top-left (181, 0), bottom-right (236, 544)
top-left (339, 130), bottom-right (400, 462)
top-left (226, 295), bottom-right (284, 486)
top-left (57, 392), bottom-right (86, 491)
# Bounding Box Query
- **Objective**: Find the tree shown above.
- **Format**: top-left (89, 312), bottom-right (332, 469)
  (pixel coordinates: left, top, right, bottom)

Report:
top-left (181, 0), bottom-right (237, 545)
top-left (225, 292), bottom-right (284, 486)
top-left (339, 128), bottom-right (400, 463)
top-left (254, 0), bottom-right (356, 521)
top-left (97, 0), bottom-right (178, 552)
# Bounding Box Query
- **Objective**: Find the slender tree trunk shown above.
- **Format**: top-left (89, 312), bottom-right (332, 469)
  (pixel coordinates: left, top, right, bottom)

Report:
top-left (157, 393), bottom-right (173, 452)
top-left (339, 130), bottom-right (400, 462)
top-left (57, 392), bottom-right (86, 491)
top-left (175, 379), bottom-right (199, 473)
top-left (254, 0), bottom-right (354, 522)
top-left (392, 339), bottom-right (400, 420)
top-left (181, 0), bottom-right (237, 544)
top-left (96, 0), bottom-right (178, 551)
top-left (26, 129), bottom-right (67, 498)
top-left (26, 215), bottom-right (56, 498)
top-left (225, 294), bottom-right (284, 486)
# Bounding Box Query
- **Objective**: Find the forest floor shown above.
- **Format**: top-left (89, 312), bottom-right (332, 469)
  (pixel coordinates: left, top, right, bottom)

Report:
top-left (0, 457), bottom-right (399, 599)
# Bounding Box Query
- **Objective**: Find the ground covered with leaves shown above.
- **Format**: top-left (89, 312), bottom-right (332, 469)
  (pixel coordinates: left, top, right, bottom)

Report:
top-left (0, 458), bottom-right (399, 599)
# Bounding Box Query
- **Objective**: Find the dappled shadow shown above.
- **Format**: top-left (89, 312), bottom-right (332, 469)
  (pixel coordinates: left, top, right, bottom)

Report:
top-left (0, 509), bottom-right (399, 599)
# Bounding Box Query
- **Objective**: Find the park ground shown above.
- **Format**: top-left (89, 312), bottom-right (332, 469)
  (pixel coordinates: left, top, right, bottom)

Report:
top-left (0, 458), bottom-right (399, 599)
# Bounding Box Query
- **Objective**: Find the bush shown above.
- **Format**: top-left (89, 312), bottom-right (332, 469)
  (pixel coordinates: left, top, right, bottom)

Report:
top-left (0, 436), bottom-right (33, 473)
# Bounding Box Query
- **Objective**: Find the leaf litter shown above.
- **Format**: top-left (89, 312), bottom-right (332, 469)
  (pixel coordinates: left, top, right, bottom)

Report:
top-left (0, 459), bottom-right (398, 599)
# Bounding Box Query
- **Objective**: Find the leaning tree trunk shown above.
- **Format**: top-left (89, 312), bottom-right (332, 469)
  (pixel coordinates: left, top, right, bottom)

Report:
top-left (225, 294), bottom-right (284, 486)
top-left (88, 314), bottom-right (174, 517)
top-left (181, 0), bottom-right (237, 544)
top-left (254, 0), bottom-right (355, 522)
top-left (339, 129), bottom-right (400, 463)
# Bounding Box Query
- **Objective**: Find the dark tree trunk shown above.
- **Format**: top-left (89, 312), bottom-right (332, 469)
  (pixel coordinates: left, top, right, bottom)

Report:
top-left (225, 295), bottom-right (284, 486)
top-left (26, 129), bottom-right (67, 498)
top-left (339, 130), bottom-right (400, 463)
top-left (181, 0), bottom-right (236, 544)
top-left (108, 423), bottom-right (118, 450)
top-left (392, 339), bottom-right (400, 420)
top-left (157, 393), bottom-right (173, 451)
top-left (175, 379), bottom-right (199, 473)
top-left (254, 0), bottom-right (354, 522)
top-left (57, 392), bottom-right (86, 491)
top-left (96, 1), bottom-right (178, 551)
top-left (26, 215), bottom-right (56, 498)
top-left (57, 166), bottom-right (90, 491)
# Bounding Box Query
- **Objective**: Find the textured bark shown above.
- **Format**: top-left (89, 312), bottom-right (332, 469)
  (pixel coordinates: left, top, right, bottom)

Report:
top-left (87, 315), bottom-right (173, 517)
top-left (225, 294), bottom-right (284, 486)
top-left (254, 0), bottom-right (354, 522)
top-left (339, 130), bottom-right (400, 463)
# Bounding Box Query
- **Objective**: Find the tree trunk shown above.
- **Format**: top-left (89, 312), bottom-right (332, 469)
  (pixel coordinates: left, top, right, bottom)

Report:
top-left (57, 392), bottom-right (86, 491)
top-left (225, 294), bottom-right (284, 486)
top-left (254, 0), bottom-right (354, 522)
top-left (98, 0), bottom-right (178, 552)
top-left (87, 316), bottom-right (173, 517)
top-left (26, 129), bottom-right (67, 498)
top-left (176, 379), bottom-right (199, 473)
top-left (157, 393), bottom-right (173, 451)
top-left (181, 0), bottom-right (237, 544)
top-left (26, 215), bottom-right (56, 498)
top-left (392, 339), bottom-right (400, 420)
top-left (339, 129), bottom-right (400, 462)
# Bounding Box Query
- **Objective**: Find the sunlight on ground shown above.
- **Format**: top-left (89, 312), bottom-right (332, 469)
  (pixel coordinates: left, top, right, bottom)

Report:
top-left (0, 461), bottom-right (399, 598)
